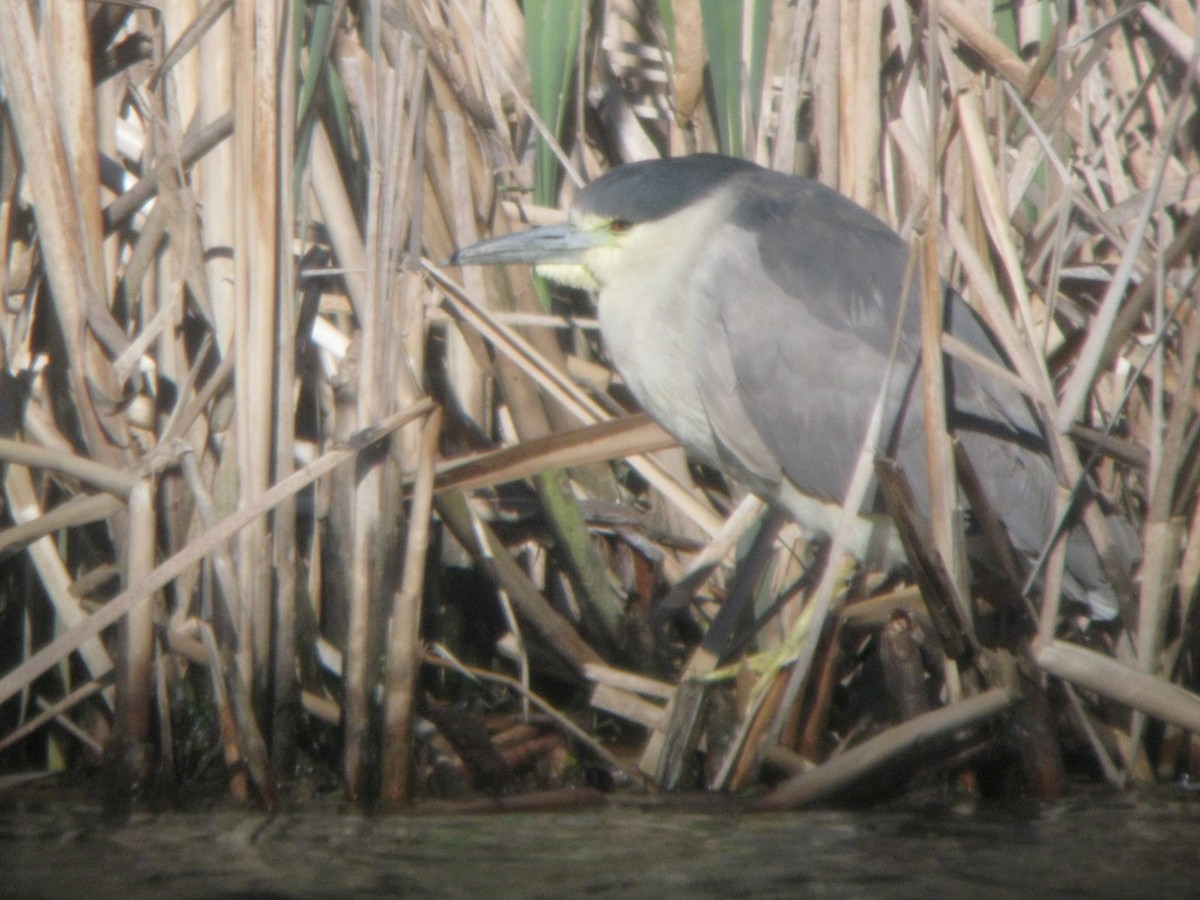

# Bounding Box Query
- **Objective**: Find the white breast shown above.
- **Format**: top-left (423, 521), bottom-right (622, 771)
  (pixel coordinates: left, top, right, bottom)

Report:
top-left (592, 198), bottom-right (732, 471)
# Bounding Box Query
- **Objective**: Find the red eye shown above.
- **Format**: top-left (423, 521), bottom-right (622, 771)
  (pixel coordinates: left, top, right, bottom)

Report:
top-left (609, 219), bottom-right (632, 234)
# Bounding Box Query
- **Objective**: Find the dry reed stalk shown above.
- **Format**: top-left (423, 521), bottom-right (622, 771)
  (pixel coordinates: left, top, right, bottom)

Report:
top-left (474, 269), bottom-right (628, 651)
top-left (1125, 324), bottom-right (1199, 771)
top-left (0, 437), bottom-right (135, 500)
top-left (434, 413), bottom-right (676, 494)
top-left (0, 493), bottom-right (126, 559)
top-left (442, 111), bottom-right (491, 430)
top-left (270, 0), bottom-right (299, 772)
top-left (1035, 487), bottom-right (1072, 646)
top-left (937, 0), bottom-right (1072, 127)
top-left (920, 226), bottom-right (967, 603)
top-left (196, 5), bottom-right (236, 351)
top-left (47, 2), bottom-right (106, 297)
top-left (755, 686), bottom-right (1016, 810)
top-left (812, 0), bottom-right (840, 187)
top-left (423, 6), bottom-right (634, 650)
top-left (874, 458), bottom-right (978, 665)
top-left (915, 14), bottom-right (967, 604)
top-left (768, 0), bottom-right (812, 174)
top-left (839, 0), bottom-right (883, 208)
top-left (957, 91), bottom-right (1048, 388)
top-left (102, 113), bottom-right (235, 233)
top-left (381, 407), bottom-right (440, 803)
top-left (341, 139), bottom-right (386, 801)
top-left (195, 622), bottom-right (249, 803)
top-left (231, 0), bottom-right (283, 710)
top-left (653, 495), bottom-right (769, 622)
top-left (110, 481), bottom-right (156, 790)
top-left (1037, 640), bottom-right (1200, 735)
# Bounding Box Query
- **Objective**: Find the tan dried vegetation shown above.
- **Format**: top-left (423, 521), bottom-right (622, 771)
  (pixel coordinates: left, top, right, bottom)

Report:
top-left (0, 0), bottom-right (1198, 809)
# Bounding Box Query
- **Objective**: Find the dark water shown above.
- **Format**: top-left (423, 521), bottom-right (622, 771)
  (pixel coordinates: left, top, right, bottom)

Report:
top-left (1, 788), bottom-right (1197, 898)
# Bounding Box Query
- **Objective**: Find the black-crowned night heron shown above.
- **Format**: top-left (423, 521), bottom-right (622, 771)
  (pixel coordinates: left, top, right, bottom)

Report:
top-left (451, 154), bottom-right (1137, 618)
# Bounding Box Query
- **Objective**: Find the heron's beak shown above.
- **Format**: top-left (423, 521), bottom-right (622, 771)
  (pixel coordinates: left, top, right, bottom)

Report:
top-left (446, 223), bottom-right (602, 267)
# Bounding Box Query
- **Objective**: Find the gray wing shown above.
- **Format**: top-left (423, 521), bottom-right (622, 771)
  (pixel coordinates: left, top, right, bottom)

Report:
top-left (694, 171), bottom-right (1047, 521)
top-left (687, 169), bottom-right (1135, 616)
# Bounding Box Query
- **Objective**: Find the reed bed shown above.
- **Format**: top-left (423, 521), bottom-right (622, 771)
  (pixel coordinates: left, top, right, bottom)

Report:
top-left (0, 0), bottom-right (1198, 809)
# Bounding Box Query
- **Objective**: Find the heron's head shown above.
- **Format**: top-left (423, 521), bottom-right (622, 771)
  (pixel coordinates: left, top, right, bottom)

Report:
top-left (448, 155), bottom-right (758, 291)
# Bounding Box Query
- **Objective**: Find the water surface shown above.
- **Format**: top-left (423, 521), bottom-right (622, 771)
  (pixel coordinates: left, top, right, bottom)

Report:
top-left (2, 788), bottom-right (1196, 898)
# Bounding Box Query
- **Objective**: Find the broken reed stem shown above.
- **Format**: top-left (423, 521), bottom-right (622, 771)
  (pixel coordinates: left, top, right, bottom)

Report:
top-left (0, 437), bottom-right (136, 496)
top-left (153, 650), bottom-right (175, 791)
top-left (756, 686), bottom-right (1016, 811)
top-left (0, 493), bottom-right (126, 558)
top-left (1036, 640), bottom-right (1200, 736)
top-left (1128, 326), bottom-right (1198, 772)
top-left (102, 112), bottom-right (234, 232)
